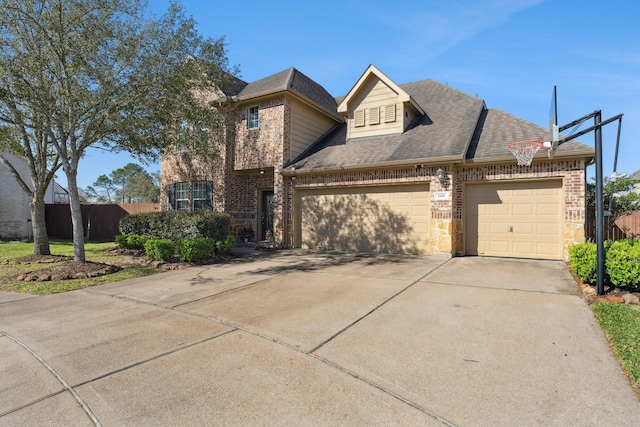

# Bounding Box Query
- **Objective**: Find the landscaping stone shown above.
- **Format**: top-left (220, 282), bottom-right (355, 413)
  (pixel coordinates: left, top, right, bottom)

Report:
top-left (622, 293), bottom-right (640, 305)
top-left (606, 296), bottom-right (624, 304)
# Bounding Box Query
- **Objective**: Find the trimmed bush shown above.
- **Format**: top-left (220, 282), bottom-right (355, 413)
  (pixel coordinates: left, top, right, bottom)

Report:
top-left (606, 239), bottom-right (640, 291)
top-left (119, 211), bottom-right (230, 242)
top-left (216, 235), bottom-right (236, 255)
top-left (144, 239), bottom-right (175, 261)
top-left (127, 234), bottom-right (148, 249)
top-left (568, 242), bottom-right (598, 284)
top-left (115, 234), bottom-right (148, 250)
top-left (176, 238), bottom-right (216, 262)
top-left (115, 234), bottom-right (129, 248)
top-left (119, 213), bottom-right (153, 236)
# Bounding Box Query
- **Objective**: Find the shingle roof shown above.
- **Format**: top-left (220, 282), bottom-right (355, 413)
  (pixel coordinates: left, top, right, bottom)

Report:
top-left (219, 74), bottom-right (248, 97)
top-left (468, 108), bottom-right (593, 162)
top-left (236, 68), bottom-right (340, 119)
top-left (289, 78), bottom-right (594, 171)
top-left (630, 169), bottom-right (640, 180)
top-left (290, 80), bottom-right (485, 170)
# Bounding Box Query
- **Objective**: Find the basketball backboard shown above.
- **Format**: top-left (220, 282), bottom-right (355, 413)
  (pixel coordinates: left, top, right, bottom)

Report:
top-left (547, 85), bottom-right (560, 158)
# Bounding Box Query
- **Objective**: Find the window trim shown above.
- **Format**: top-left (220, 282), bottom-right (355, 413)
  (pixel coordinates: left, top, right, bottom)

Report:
top-left (169, 181), bottom-right (213, 211)
top-left (175, 182), bottom-right (190, 211)
top-left (192, 181), bottom-right (207, 211)
top-left (247, 105), bottom-right (259, 129)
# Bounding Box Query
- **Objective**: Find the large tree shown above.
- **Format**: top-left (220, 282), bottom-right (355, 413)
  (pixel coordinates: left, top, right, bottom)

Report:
top-left (0, 0), bottom-right (234, 261)
top-left (0, 124), bottom-right (60, 255)
top-left (85, 163), bottom-right (159, 203)
top-left (587, 176), bottom-right (640, 221)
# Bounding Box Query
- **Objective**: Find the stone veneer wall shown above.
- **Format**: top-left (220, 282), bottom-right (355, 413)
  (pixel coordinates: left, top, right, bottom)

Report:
top-left (453, 160), bottom-right (587, 259)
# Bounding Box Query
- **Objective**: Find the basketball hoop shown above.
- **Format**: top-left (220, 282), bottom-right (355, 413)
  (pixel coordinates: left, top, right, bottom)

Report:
top-left (507, 140), bottom-right (549, 166)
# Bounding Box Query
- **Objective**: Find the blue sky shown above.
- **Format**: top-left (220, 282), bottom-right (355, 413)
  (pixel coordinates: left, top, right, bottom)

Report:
top-left (73, 0), bottom-right (639, 189)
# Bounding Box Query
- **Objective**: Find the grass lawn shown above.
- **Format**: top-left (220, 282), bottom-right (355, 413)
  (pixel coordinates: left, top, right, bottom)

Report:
top-left (592, 303), bottom-right (640, 393)
top-left (0, 240), bottom-right (160, 295)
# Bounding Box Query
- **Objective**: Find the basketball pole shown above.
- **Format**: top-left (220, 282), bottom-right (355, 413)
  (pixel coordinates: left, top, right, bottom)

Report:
top-left (594, 111), bottom-right (605, 296)
top-left (554, 110), bottom-right (623, 296)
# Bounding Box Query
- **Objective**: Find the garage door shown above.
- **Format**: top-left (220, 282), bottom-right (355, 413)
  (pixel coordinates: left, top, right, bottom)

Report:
top-left (297, 184), bottom-right (430, 255)
top-left (465, 180), bottom-right (563, 260)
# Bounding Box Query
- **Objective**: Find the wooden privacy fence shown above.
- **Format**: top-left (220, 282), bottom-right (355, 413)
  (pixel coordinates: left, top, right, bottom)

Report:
top-left (45, 203), bottom-right (160, 242)
top-left (585, 211), bottom-right (640, 241)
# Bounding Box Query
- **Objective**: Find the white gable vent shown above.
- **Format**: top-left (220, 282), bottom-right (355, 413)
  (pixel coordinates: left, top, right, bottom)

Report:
top-left (369, 106), bottom-right (380, 125)
top-left (355, 109), bottom-right (365, 127)
top-left (384, 104), bottom-right (396, 123)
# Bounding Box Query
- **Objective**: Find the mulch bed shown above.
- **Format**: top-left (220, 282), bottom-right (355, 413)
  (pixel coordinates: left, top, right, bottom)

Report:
top-left (3, 254), bottom-right (122, 282)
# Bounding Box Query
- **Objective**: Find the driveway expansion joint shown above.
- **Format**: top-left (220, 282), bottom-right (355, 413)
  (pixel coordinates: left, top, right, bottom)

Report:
top-left (1, 329), bottom-right (102, 427)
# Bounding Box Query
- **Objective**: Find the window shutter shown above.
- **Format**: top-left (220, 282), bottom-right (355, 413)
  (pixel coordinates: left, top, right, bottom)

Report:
top-left (384, 104), bottom-right (396, 123)
top-left (354, 109), bottom-right (365, 127)
top-left (369, 106), bottom-right (380, 125)
top-left (205, 181), bottom-right (213, 210)
top-left (168, 183), bottom-right (176, 210)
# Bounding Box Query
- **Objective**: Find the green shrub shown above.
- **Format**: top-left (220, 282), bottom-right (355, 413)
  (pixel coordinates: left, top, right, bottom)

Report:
top-left (119, 211), bottom-right (230, 242)
top-left (215, 235), bottom-right (236, 255)
top-left (115, 234), bottom-right (148, 249)
top-left (144, 239), bottom-right (175, 261)
top-left (115, 234), bottom-right (129, 248)
top-left (606, 239), bottom-right (640, 291)
top-left (126, 234), bottom-right (148, 250)
top-left (176, 238), bottom-right (215, 262)
top-left (119, 213), bottom-right (153, 236)
top-left (568, 242), bottom-right (598, 284)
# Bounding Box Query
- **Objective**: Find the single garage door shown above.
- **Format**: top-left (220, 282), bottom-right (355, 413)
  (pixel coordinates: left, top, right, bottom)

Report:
top-left (297, 184), bottom-right (430, 255)
top-left (465, 180), bottom-right (563, 260)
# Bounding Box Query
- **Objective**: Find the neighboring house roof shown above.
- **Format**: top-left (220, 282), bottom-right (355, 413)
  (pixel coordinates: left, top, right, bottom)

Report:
top-left (236, 67), bottom-right (342, 121)
top-left (630, 169), bottom-right (640, 180)
top-left (289, 78), bottom-right (594, 172)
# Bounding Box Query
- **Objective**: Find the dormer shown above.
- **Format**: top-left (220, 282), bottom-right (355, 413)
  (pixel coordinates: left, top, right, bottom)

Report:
top-left (338, 65), bottom-right (425, 140)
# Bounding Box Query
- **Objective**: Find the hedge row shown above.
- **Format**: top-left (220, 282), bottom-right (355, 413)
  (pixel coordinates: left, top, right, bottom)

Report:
top-left (568, 240), bottom-right (640, 291)
top-left (117, 233), bottom-right (236, 262)
top-left (119, 211), bottom-right (230, 242)
top-left (118, 212), bottom-right (235, 262)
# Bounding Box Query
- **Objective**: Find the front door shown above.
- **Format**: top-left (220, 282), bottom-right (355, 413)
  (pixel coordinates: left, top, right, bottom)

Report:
top-left (261, 191), bottom-right (275, 241)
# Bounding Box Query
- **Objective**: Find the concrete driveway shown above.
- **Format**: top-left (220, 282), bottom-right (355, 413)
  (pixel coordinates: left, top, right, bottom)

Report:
top-left (1, 251), bottom-right (638, 426)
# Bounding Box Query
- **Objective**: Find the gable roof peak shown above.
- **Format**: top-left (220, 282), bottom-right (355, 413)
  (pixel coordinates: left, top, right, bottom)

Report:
top-left (337, 64), bottom-right (424, 115)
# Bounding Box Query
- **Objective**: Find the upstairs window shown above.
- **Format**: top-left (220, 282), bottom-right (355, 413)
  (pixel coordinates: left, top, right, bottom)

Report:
top-left (177, 121), bottom-right (191, 152)
top-left (177, 120), bottom-right (209, 152)
top-left (248, 105), bottom-right (259, 129)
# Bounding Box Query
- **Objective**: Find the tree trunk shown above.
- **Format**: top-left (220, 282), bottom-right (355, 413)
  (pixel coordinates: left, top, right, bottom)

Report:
top-left (29, 195), bottom-right (50, 255)
top-left (66, 170), bottom-right (86, 262)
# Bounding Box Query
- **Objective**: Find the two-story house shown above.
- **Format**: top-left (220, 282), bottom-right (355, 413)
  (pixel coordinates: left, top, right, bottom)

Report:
top-left (161, 65), bottom-right (594, 260)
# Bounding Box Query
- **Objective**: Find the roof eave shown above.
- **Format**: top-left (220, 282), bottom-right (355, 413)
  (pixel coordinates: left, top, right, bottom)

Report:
top-left (284, 155), bottom-right (464, 175)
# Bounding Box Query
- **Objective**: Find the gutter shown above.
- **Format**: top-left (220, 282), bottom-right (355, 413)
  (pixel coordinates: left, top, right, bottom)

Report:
top-left (283, 155), bottom-right (463, 176)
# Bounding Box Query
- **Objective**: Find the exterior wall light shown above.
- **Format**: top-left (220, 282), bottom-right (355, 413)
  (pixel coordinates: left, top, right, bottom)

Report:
top-left (436, 168), bottom-right (445, 185)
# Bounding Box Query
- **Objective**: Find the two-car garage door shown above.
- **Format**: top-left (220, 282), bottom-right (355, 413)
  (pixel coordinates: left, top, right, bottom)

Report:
top-left (465, 180), bottom-right (563, 260)
top-left (297, 184), bottom-right (430, 255)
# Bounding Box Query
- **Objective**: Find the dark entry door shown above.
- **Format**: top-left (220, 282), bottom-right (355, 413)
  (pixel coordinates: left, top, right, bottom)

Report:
top-left (261, 191), bottom-right (275, 240)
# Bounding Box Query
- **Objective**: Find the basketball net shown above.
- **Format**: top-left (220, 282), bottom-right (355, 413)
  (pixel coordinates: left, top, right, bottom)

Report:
top-left (507, 140), bottom-right (549, 166)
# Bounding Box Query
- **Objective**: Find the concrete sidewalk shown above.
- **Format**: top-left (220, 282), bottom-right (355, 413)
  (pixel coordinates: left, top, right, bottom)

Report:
top-left (1, 252), bottom-right (638, 426)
